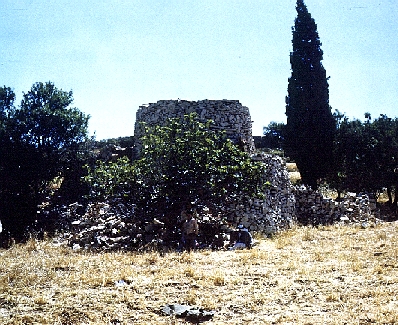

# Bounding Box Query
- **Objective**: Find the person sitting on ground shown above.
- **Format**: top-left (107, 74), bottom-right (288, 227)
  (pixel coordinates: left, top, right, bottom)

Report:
top-left (181, 210), bottom-right (199, 251)
top-left (229, 224), bottom-right (253, 249)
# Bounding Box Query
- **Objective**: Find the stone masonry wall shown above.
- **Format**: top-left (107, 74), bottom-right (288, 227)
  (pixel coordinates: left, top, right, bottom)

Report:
top-left (224, 154), bottom-right (379, 236)
top-left (225, 154), bottom-right (297, 234)
top-left (294, 187), bottom-right (378, 226)
top-left (134, 99), bottom-right (256, 155)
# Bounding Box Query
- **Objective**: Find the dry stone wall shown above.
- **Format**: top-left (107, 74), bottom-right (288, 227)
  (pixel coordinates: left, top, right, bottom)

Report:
top-left (134, 99), bottom-right (256, 154)
top-left (225, 153), bottom-right (297, 234)
top-left (225, 154), bottom-right (379, 235)
top-left (64, 155), bottom-right (380, 251)
top-left (294, 187), bottom-right (379, 226)
top-left (226, 154), bottom-right (379, 235)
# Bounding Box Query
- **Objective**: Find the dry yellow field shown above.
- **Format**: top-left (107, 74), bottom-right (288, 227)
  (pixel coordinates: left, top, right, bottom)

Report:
top-left (1, 221), bottom-right (397, 324)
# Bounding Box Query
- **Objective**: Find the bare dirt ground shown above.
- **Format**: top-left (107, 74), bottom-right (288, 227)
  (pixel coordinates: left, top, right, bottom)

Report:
top-left (1, 220), bottom-right (397, 324)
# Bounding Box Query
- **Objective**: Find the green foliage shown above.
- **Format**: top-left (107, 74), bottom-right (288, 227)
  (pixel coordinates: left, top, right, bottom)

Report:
top-left (370, 115), bottom-right (398, 205)
top-left (330, 113), bottom-right (398, 205)
top-left (0, 86), bottom-right (16, 139)
top-left (262, 122), bottom-right (285, 149)
top-left (0, 82), bottom-right (90, 239)
top-left (14, 82), bottom-right (89, 150)
top-left (0, 86), bottom-right (15, 117)
top-left (330, 116), bottom-right (368, 195)
top-left (285, 0), bottom-right (335, 189)
top-left (84, 157), bottom-right (135, 201)
top-left (86, 113), bottom-right (267, 224)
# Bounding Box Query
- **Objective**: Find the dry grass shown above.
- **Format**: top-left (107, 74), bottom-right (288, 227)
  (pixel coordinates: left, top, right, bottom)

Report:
top-left (1, 222), bottom-right (398, 324)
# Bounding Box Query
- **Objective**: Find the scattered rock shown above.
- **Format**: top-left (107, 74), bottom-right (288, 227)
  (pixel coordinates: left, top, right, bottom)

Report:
top-left (160, 304), bottom-right (215, 322)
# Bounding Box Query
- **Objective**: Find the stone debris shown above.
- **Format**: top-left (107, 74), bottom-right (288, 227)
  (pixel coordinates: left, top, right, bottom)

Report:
top-left (294, 187), bottom-right (379, 226)
top-left (160, 304), bottom-right (215, 322)
top-left (65, 200), bottom-right (150, 251)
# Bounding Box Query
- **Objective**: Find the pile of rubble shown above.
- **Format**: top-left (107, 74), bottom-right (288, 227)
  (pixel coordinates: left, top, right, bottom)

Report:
top-left (64, 200), bottom-right (168, 251)
top-left (66, 201), bottom-right (135, 251)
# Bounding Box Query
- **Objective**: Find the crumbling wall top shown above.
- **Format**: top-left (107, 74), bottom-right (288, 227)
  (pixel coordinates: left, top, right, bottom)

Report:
top-left (134, 99), bottom-right (255, 154)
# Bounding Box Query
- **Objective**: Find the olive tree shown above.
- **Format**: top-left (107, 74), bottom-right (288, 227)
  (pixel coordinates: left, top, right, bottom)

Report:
top-left (0, 82), bottom-right (89, 240)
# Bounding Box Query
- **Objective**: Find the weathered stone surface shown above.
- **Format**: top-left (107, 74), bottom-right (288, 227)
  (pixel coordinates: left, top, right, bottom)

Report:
top-left (160, 304), bottom-right (215, 322)
top-left (293, 186), bottom-right (379, 226)
top-left (134, 99), bottom-right (256, 156)
top-left (226, 153), bottom-right (296, 235)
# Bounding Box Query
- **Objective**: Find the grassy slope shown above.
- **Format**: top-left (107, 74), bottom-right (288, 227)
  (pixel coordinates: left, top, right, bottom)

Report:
top-left (0, 222), bottom-right (397, 324)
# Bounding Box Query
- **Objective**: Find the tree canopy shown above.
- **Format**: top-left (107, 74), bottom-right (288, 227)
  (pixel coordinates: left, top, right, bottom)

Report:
top-left (0, 82), bottom-right (90, 240)
top-left (330, 113), bottom-right (398, 206)
top-left (285, 0), bottom-right (335, 189)
top-left (262, 122), bottom-right (285, 150)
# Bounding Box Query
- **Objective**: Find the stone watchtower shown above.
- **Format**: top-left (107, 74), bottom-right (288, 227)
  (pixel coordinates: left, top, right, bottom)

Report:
top-left (133, 99), bottom-right (255, 155)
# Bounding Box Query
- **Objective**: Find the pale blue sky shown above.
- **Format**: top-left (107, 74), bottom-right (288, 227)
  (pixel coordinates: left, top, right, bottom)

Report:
top-left (1, 0), bottom-right (397, 139)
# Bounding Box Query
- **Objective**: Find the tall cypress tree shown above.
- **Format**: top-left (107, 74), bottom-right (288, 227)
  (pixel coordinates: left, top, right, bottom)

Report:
top-left (285, 0), bottom-right (335, 189)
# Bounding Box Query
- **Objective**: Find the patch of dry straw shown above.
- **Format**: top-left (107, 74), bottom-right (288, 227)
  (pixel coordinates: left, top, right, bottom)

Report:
top-left (0, 221), bottom-right (397, 324)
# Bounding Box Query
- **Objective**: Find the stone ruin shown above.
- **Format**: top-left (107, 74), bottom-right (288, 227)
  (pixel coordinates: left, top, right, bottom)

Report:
top-left (222, 153), bottom-right (379, 235)
top-left (133, 99), bottom-right (256, 155)
top-left (64, 154), bottom-right (379, 251)
top-left (294, 187), bottom-right (379, 226)
top-left (63, 99), bottom-right (380, 251)
top-left (225, 153), bottom-right (296, 234)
